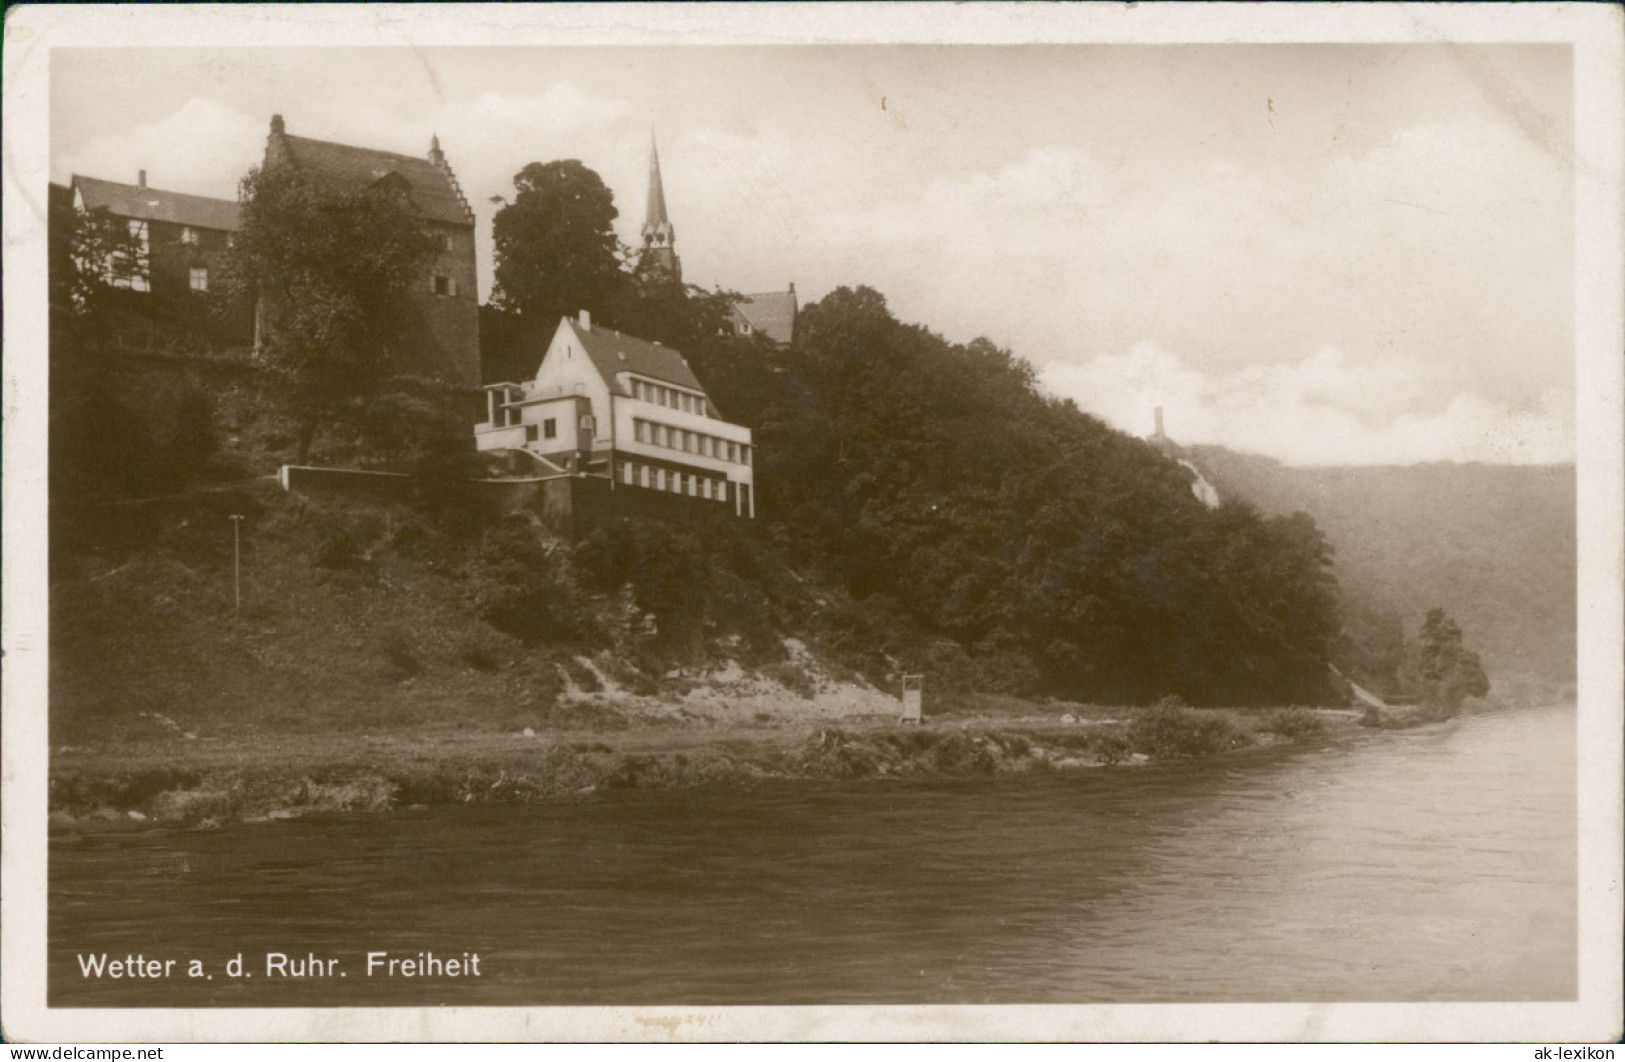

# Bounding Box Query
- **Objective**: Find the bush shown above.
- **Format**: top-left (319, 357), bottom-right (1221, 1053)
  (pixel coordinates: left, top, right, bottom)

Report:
top-left (465, 520), bottom-right (586, 646)
top-left (1127, 704), bottom-right (1245, 760)
top-left (1259, 708), bottom-right (1326, 740)
top-left (1090, 731), bottom-right (1132, 766)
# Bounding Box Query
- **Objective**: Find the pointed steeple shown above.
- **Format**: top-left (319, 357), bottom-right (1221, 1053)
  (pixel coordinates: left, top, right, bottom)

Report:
top-left (640, 132), bottom-right (681, 283)
top-left (428, 133), bottom-right (444, 166)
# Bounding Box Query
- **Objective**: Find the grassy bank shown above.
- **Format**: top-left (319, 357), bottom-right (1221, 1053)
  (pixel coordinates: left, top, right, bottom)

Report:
top-left (49, 703), bottom-right (1361, 829)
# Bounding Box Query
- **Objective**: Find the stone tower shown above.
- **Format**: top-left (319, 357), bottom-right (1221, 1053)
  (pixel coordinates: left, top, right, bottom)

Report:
top-left (640, 133), bottom-right (682, 283)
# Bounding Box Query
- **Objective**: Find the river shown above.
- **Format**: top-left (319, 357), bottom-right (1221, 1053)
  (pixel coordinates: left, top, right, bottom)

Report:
top-left (50, 704), bottom-right (1575, 1006)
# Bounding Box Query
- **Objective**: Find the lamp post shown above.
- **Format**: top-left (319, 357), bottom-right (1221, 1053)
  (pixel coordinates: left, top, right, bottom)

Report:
top-left (229, 514), bottom-right (244, 617)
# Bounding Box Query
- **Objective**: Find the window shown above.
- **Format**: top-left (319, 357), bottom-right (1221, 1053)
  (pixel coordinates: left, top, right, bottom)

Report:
top-left (622, 462), bottom-right (634, 484)
top-left (543, 418), bottom-right (557, 440)
top-left (640, 465), bottom-right (651, 488)
top-left (656, 469), bottom-right (667, 491)
top-left (687, 475), bottom-right (697, 497)
top-left (434, 275), bottom-right (456, 297)
top-left (441, 233), bottom-right (454, 252)
top-left (108, 220), bottom-right (150, 291)
top-left (634, 420), bottom-right (647, 444)
top-left (660, 425), bottom-right (672, 448)
top-left (525, 425), bottom-right (540, 443)
top-left (702, 479), bottom-right (712, 500)
top-left (180, 226), bottom-right (198, 246)
top-left (699, 400), bottom-right (709, 418)
top-left (743, 446), bottom-right (752, 466)
top-left (189, 266), bottom-right (209, 292)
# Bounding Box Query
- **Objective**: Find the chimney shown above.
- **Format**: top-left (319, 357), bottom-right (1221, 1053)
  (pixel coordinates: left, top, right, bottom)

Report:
top-left (1154, 406), bottom-right (1166, 439)
top-left (270, 114), bottom-right (285, 135)
top-left (788, 281), bottom-right (795, 295)
top-left (428, 133), bottom-right (444, 166)
top-left (137, 170), bottom-right (146, 188)
top-left (578, 309), bottom-right (591, 332)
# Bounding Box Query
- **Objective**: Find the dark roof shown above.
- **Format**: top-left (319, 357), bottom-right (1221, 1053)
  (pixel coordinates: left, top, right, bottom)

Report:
top-left (570, 320), bottom-right (706, 394)
top-left (730, 289), bottom-right (797, 345)
top-left (278, 134), bottom-right (472, 226)
top-left (72, 175), bottom-right (240, 232)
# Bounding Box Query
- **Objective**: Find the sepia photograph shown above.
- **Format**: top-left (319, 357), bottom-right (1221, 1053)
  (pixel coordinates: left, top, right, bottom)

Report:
top-left (3, 2), bottom-right (1621, 1044)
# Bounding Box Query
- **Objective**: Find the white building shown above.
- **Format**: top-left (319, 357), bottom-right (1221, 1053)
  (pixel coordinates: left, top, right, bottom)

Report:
top-left (476, 311), bottom-right (755, 518)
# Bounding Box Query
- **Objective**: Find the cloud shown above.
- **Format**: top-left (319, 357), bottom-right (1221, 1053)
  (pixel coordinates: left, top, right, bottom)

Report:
top-left (1039, 341), bottom-right (1574, 466)
top-left (55, 98), bottom-right (265, 198)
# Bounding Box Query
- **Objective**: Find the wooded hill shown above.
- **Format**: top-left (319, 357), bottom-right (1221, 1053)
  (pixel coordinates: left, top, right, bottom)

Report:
top-left (1183, 446), bottom-right (1576, 694)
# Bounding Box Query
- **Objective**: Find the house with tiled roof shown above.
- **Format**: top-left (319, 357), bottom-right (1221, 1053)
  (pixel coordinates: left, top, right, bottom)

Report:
top-left (727, 284), bottom-right (798, 346)
top-left (261, 114), bottom-right (481, 388)
top-left (477, 311), bottom-right (755, 518)
top-left (71, 171), bottom-right (240, 301)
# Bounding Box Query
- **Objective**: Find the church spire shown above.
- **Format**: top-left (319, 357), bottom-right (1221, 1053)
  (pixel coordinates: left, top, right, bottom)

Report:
top-left (640, 132), bottom-right (681, 283)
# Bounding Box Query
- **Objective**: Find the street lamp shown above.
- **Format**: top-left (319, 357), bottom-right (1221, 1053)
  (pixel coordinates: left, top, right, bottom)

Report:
top-left (229, 514), bottom-right (245, 617)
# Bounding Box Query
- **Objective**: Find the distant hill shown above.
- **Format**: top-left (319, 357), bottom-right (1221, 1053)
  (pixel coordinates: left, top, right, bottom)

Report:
top-left (1183, 446), bottom-right (1576, 689)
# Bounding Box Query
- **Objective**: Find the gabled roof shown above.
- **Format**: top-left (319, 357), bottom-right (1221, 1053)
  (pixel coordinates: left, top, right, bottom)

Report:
top-left (566, 319), bottom-right (706, 395)
top-left (730, 289), bottom-right (798, 345)
top-left (275, 134), bottom-right (472, 226)
top-left (72, 175), bottom-right (240, 232)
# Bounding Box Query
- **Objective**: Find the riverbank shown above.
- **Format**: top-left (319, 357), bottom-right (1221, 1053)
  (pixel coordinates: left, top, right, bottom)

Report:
top-left (48, 701), bottom-right (1367, 829)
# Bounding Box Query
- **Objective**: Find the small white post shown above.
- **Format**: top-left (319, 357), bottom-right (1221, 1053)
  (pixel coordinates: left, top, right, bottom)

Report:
top-left (901, 674), bottom-right (924, 724)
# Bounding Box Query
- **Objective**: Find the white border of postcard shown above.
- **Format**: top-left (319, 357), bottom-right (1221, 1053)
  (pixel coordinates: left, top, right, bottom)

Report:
top-left (4, 2), bottom-right (1621, 1044)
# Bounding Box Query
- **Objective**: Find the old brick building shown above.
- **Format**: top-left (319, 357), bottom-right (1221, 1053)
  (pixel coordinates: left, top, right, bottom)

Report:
top-left (260, 115), bottom-right (481, 389)
top-left (69, 171), bottom-right (254, 342)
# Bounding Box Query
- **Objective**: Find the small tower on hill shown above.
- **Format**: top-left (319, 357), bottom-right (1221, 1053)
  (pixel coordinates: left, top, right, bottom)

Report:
top-left (640, 133), bottom-right (682, 283)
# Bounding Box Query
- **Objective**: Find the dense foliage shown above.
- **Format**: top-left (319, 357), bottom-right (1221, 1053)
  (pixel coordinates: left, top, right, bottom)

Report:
top-left (490, 161), bottom-right (626, 325)
top-left (225, 164), bottom-right (444, 461)
top-left (48, 188), bottom-right (223, 502)
top-left (485, 158), bottom-right (746, 381)
top-left (1413, 607), bottom-right (1491, 711)
top-left (678, 286), bottom-right (1342, 705)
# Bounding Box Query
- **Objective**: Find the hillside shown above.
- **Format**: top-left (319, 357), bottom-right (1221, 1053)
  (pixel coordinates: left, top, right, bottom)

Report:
top-left (1183, 446), bottom-right (1576, 692)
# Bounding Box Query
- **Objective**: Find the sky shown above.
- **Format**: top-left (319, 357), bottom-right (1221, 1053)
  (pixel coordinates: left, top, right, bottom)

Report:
top-left (51, 44), bottom-right (1575, 466)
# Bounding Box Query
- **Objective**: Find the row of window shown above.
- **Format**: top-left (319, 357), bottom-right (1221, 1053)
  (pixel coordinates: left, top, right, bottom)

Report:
top-left (620, 461), bottom-right (731, 502)
top-left (631, 379), bottom-right (709, 418)
top-left (632, 418), bottom-right (751, 465)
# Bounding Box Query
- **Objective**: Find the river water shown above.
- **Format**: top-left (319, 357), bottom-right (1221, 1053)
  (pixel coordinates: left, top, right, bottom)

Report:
top-left (50, 705), bottom-right (1575, 1006)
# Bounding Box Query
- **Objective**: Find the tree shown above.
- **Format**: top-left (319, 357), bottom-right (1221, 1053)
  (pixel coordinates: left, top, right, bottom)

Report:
top-left (1415, 607), bottom-right (1491, 712)
top-left (491, 160), bottom-right (626, 325)
top-left (223, 163), bottom-right (439, 461)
